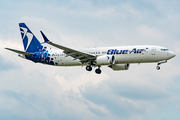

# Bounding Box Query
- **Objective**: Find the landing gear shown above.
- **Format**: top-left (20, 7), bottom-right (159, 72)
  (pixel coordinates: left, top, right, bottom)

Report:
top-left (156, 66), bottom-right (160, 70)
top-left (156, 60), bottom-right (167, 70)
top-left (86, 66), bottom-right (92, 71)
top-left (86, 65), bottom-right (102, 74)
top-left (95, 69), bottom-right (101, 74)
top-left (95, 66), bottom-right (101, 74)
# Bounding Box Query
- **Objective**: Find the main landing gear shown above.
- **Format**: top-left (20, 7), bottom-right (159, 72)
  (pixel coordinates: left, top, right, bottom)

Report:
top-left (95, 66), bottom-right (101, 74)
top-left (156, 60), bottom-right (167, 70)
top-left (86, 66), bottom-right (101, 74)
top-left (86, 66), bottom-right (92, 71)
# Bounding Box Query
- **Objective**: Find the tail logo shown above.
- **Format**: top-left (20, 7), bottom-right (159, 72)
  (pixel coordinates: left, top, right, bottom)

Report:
top-left (20, 27), bottom-right (33, 51)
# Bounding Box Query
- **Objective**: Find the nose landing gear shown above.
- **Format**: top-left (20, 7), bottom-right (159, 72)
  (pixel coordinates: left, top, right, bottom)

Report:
top-left (156, 60), bottom-right (167, 70)
top-left (156, 66), bottom-right (160, 70)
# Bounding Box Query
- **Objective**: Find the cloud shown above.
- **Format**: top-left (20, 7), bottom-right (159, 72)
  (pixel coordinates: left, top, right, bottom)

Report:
top-left (56, 72), bottom-right (110, 94)
top-left (81, 83), bottom-right (145, 117)
top-left (109, 82), bottom-right (169, 100)
top-left (136, 25), bottom-right (165, 43)
top-left (175, 105), bottom-right (180, 111)
top-left (0, 55), bottom-right (19, 71)
top-left (0, 68), bottom-right (96, 120)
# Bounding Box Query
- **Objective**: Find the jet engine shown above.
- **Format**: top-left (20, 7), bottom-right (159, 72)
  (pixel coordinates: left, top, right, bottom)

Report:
top-left (96, 55), bottom-right (115, 65)
top-left (109, 64), bottom-right (130, 70)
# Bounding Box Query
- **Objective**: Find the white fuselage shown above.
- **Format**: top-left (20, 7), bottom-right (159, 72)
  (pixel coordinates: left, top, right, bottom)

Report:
top-left (41, 45), bottom-right (175, 66)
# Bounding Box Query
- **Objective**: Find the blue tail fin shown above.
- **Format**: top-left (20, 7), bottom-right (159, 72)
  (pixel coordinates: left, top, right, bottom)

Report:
top-left (19, 23), bottom-right (43, 52)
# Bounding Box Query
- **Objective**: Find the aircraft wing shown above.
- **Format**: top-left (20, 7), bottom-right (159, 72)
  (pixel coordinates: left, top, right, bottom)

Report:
top-left (5, 48), bottom-right (34, 56)
top-left (40, 31), bottom-right (96, 63)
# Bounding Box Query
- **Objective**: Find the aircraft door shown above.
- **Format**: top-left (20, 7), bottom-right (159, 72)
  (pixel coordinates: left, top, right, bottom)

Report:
top-left (151, 47), bottom-right (156, 55)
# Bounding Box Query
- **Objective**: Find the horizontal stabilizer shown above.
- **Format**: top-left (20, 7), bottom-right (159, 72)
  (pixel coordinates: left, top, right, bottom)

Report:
top-left (5, 48), bottom-right (34, 56)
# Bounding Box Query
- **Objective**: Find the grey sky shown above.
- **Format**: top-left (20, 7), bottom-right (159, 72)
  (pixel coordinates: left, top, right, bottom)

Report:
top-left (0, 0), bottom-right (180, 120)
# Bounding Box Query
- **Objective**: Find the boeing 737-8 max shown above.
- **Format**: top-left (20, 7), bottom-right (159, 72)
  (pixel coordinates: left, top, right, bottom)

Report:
top-left (5, 23), bottom-right (176, 74)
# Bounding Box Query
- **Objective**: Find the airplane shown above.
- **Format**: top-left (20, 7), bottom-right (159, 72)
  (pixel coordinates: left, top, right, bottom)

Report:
top-left (5, 23), bottom-right (176, 74)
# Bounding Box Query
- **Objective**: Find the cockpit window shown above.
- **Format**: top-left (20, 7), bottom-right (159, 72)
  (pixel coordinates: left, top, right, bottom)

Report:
top-left (161, 49), bottom-right (169, 51)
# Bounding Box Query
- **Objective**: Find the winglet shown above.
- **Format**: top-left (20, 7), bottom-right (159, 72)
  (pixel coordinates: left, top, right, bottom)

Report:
top-left (40, 31), bottom-right (50, 43)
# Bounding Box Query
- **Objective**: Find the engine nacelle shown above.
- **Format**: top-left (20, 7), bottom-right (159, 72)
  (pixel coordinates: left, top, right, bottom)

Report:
top-left (96, 55), bottom-right (115, 65)
top-left (109, 64), bottom-right (130, 70)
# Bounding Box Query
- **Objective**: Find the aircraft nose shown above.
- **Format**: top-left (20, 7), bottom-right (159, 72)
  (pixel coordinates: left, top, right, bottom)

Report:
top-left (168, 51), bottom-right (176, 59)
